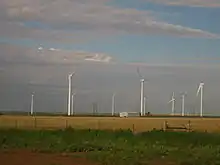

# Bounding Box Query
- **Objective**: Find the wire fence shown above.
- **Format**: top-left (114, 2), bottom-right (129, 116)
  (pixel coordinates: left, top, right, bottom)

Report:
top-left (0, 116), bottom-right (138, 132)
top-left (0, 116), bottom-right (220, 133)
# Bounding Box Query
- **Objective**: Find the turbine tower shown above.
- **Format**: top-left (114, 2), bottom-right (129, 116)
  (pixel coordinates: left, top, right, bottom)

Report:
top-left (140, 79), bottom-right (145, 116)
top-left (30, 92), bottom-right (35, 116)
top-left (168, 92), bottom-right (175, 115)
top-left (137, 67), bottom-right (147, 116)
top-left (196, 82), bottom-right (204, 117)
top-left (181, 92), bottom-right (187, 117)
top-left (67, 72), bottom-right (75, 116)
top-left (112, 93), bottom-right (116, 116)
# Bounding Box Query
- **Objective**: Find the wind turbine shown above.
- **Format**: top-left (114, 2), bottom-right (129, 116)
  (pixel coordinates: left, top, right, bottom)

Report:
top-left (196, 81), bottom-right (204, 117)
top-left (180, 92), bottom-right (187, 117)
top-left (71, 92), bottom-right (76, 116)
top-left (67, 72), bottom-right (75, 116)
top-left (112, 92), bottom-right (116, 116)
top-left (37, 44), bottom-right (43, 51)
top-left (168, 92), bottom-right (175, 116)
top-left (137, 67), bottom-right (147, 116)
top-left (30, 92), bottom-right (34, 116)
top-left (37, 44), bottom-right (44, 57)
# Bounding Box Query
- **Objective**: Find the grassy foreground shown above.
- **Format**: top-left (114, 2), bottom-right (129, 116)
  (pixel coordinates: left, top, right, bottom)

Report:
top-left (1, 128), bottom-right (220, 165)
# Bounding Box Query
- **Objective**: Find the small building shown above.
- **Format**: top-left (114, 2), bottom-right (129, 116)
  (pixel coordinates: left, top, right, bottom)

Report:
top-left (119, 112), bottom-right (128, 118)
top-left (119, 112), bottom-right (140, 118)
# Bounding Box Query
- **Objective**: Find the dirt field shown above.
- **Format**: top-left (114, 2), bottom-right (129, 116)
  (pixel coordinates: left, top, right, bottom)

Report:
top-left (1, 115), bottom-right (220, 132)
top-left (0, 149), bottom-right (176, 165)
top-left (0, 149), bottom-right (97, 165)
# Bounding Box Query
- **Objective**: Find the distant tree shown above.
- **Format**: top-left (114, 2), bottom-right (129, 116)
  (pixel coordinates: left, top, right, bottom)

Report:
top-left (147, 112), bottom-right (152, 116)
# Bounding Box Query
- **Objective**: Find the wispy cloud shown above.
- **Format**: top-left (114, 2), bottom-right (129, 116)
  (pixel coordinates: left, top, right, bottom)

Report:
top-left (0, 0), bottom-right (219, 44)
top-left (144, 0), bottom-right (220, 7)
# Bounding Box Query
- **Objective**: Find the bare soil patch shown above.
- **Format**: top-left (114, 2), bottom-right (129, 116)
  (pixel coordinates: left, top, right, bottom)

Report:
top-left (149, 159), bottom-right (177, 165)
top-left (0, 149), bottom-right (97, 165)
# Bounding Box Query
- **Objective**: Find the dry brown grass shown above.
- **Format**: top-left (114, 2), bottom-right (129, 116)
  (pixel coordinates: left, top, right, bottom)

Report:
top-left (0, 115), bottom-right (220, 133)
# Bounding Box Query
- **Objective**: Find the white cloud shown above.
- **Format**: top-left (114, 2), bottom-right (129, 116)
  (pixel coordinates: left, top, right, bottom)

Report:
top-left (0, 0), bottom-right (219, 44)
top-left (144, 0), bottom-right (220, 7)
top-left (0, 43), bottom-right (114, 64)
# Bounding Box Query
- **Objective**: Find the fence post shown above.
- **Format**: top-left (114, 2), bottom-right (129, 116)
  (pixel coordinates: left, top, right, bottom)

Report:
top-left (163, 121), bottom-right (167, 131)
top-left (34, 117), bottom-right (37, 129)
top-left (65, 119), bottom-right (68, 129)
top-left (97, 120), bottom-right (100, 130)
top-left (15, 120), bottom-right (18, 129)
top-left (132, 124), bottom-right (135, 133)
top-left (187, 120), bottom-right (191, 132)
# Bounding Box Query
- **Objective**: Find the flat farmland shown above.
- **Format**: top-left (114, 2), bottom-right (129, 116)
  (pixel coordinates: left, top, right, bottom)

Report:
top-left (1, 115), bottom-right (220, 132)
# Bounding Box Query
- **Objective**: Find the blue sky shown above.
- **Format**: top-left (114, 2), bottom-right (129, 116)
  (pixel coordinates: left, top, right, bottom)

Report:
top-left (114, 1), bottom-right (220, 33)
top-left (1, 0), bottom-right (220, 115)
top-left (0, 0), bottom-right (220, 64)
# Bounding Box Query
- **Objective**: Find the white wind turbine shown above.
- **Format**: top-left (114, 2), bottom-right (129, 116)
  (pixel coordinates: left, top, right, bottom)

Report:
top-left (180, 92), bottom-right (187, 117)
top-left (112, 92), bottom-right (116, 116)
top-left (37, 45), bottom-right (44, 57)
top-left (196, 81), bottom-right (204, 117)
top-left (168, 92), bottom-right (175, 115)
top-left (67, 72), bottom-right (75, 116)
top-left (30, 92), bottom-right (35, 116)
top-left (137, 67), bottom-right (147, 116)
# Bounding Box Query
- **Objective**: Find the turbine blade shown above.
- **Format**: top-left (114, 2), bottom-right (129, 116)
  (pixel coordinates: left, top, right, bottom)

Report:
top-left (137, 67), bottom-right (143, 79)
top-left (168, 99), bottom-right (174, 103)
top-left (196, 85), bottom-right (201, 96)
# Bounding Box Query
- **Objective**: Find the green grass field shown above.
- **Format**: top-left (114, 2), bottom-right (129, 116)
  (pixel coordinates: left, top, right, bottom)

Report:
top-left (1, 128), bottom-right (220, 165)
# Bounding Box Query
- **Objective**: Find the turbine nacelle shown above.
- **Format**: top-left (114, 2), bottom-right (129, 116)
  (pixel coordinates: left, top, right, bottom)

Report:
top-left (68, 72), bottom-right (75, 78)
top-left (168, 92), bottom-right (175, 103)
top-left (168, 98), bottom-right (175, 103)
top-left (168, 92), bottom-right (175, 102)
top-left (197, 82), bottom-right (204, 96)
top-left (180, 92), bottom-right (187, 98)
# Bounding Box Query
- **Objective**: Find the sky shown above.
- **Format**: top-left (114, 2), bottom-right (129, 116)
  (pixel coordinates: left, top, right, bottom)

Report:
top-left (0, 0), bottom-right (220, 115)
top-left (0, 0), bottom-right (220, 63)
